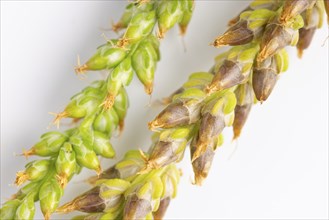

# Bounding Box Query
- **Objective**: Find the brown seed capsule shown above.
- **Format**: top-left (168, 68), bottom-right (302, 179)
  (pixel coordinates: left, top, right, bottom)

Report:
top-left (153, 197), bottom-right (171, 220)
top-left (87, 166), bottom-right (120, 185)
top-left (213, 20), bottom-right (254, 47)
top-left (257, 22), bottom-right (293, 62)
top-left (147, 141), bottom-right (179, 170)
top-left (233, 83), bottom-right (254, 139)
top-left (148, 100), bottom-right (201, 130)
top-left (57, 187), bottom-right (105, 213)
top-left (297, 27), bottom-right (316, 58)
top-left (253, 57), bottom-right (279, 102)
top-left (325, 0), bottom-right (329, 23)
top-left (123, 194), bottom-right (152, 220)
top-left (190, 137), bottom-right (215, 186)
top-left (193, 112), bottom-right (225, 161)
top-left (206, 60), bottom-right (243, 94)
top-left (233, 104), bottom-right (252, 140)
top-left (280, 0), bottom-right (316, 24)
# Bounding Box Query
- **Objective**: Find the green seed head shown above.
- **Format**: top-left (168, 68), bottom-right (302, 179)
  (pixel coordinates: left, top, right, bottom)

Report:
top-left (55, 142), bottom-right (77, 188)
top-left (178, 0), bottom-right (194, 35)
top-left (93, 108), bottom-right (119, 137)
top-left (15, 160), bottom-right (51, 186)
top-left (27, 131), bottom-right (68, 157)
top-left (107, 57), bottom-right (134, 101)
top-left (39, 177), bottom-right (63, 219)
top-left (86, 46), bottom-right (127, 71)
top-left (157, 0), bottom-right (184, 38)
top-left (123, 10), bottom-right (157, 44)
top-left (113, 88), bottom-right (129, 130)
top-left (132, 39), bottom-right (158, 95)
top-left (14, 194), bottom-right (35, 220)
top-left (93, 131), bottom-right (115, 158)
top-left (0, 199), bottom-right (21, 220)
top-left (70, 135), bottom-right (101, 174)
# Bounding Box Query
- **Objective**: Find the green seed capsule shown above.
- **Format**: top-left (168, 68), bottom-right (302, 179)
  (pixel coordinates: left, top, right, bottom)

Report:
top-left (178, 0), bottom-right (194, 35)
top-left (112, 3), bottom-right (136, 32)
top-left (84, 46), bottom-right (127, 72)
top-left (93, 108), bottom-right (120, 137)
top-left (25, 131), bottom-right (68, 157)
top-left (39, 177), bottom-right (63, 220)
top-left (14, 194), bottom-right (35, 220)
top-left (56, 142), bottom-right (77, 188)
top-left (132, 39), bottom-right (158, 95)
top-left (121, 10), bottom-right (157, 46)
top-left (70, 135), bottom-right (101, 174)
top-left (15, 160), bottom-right (51, 186)
top-left (105, 58), bottom-right (133, 109)
top-left (0, 199), bottom-right (21, 220)
top-left (113, 88), bottom-right (129, 131)
top-left (93, 131), bottom-right (115, 158)
top-left (157, 0), bottom-right (184, 38)
top-left (12, 181), bottom-right (40, 200)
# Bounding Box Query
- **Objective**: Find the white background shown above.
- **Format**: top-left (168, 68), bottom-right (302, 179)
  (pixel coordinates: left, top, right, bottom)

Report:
top-left (1, 1), bottom-right (328, 219)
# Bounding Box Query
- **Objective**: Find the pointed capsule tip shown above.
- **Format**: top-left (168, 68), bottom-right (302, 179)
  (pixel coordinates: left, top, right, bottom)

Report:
top-left (44, 211), bottom-right (51, 220)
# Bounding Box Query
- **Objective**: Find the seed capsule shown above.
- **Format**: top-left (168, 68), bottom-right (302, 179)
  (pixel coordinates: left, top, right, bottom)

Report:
top-left (213, 9), bottom-right (275, 47)
top-left (104, 58), bottom-right (133, 110)
top-left (257, 14), bottom-right (304, 62)
top-left (113, 88), bottom-right (129, 131)
top-left (325, 0), bottom-right (329, 23)
top-left (0, 199), bottom-right (21, 220)
top-left (297, 2), bottom-right (324, 57)
top-left (11, 181), bottom-right (40, 200)
top-left (39, 177), bottom-right (63, 220)
top-left (112, 3), bottom-right (135, 32)
top-left (55, 81), bottom-right (106, 123)
top-left (233, 83), bottom-right (254, 139)
top-left (190, 136), bottom-right (215, 186)
top-left (149, 88), bottom-right (205, 130)
top-left (124, 171), bottom-right (164, 220)
top-left (192, 91), bottom-right (236, 161)
top-left (87, 150), bottom-right (146, 185)
top-left (55, 142), bottom-right (77, 188)
top-left (57, 186), bottom-right (105, 213)
top-left (253, 49), bottom-right (289, 102)
top-left (93, 131), bottom-right (115, 158)
top-left (146, 126), bottom-right (194, 170)
top-left (14, 194), bottom-right (35, 220)
top-left (157, 0), bottom-right (184, 38)
top-left (70, 135), bottom-right (101, 174)
top-left (120, 10), bottom-right (156, 46)
top-left (24, 131), bottom-right (68, 157)
top-left (178, 0), bottom-right (194, 35)
top-left (15, 160), bottom-right (51, 186)
top-left (77, 46), bottom-right (127, 73)
top-left (93, 108), bottom-right (119, 137)
top-left (132, 38), bottom-right (158, 95)
top-left (207, 43), bottom-right (259, 94)
top-left (280, 0), bottom-right (316, 24)
top-left (153, 197), bottom-right (170, 220)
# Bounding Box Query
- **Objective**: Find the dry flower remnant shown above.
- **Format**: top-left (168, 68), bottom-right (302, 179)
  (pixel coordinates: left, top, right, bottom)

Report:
top-left (0, 1), bottom-right (195, 219)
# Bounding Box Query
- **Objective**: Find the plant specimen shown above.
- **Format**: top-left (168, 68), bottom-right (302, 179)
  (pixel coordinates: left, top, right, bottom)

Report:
top-left (1, 0), bottom-right (328, 219)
